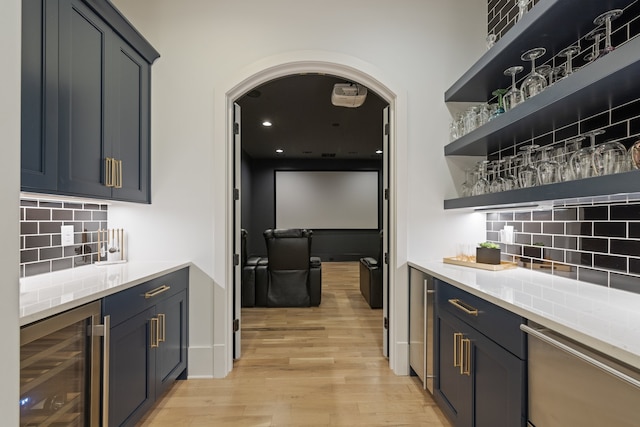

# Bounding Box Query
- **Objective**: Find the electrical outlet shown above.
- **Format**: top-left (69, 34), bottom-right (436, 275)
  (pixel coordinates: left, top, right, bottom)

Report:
top-left (61, 225), bottom-right (75, 247)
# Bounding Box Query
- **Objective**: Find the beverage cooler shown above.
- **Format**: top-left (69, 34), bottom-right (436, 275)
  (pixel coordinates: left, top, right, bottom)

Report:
top-left (20, 301), bottom-right (108, 426)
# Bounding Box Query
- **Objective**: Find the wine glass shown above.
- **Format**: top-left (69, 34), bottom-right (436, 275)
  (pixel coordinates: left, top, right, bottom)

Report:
top-left (490, 89), bottom-right (507, 120)
top-left (518, 145), bottom-right (540, 188)
top-left (504, 66), bottom-right (524, 111)
top-left (461, 168), bottom-right (475, 197)
top-left (570, 130), bottom-right (605, 179)
top-left (558, 45), bottom-right (580, 79)
top-left (536, 65), bottom-right (552, 85)
top-left (584, 28), bottom-right (606, 63)
top-left (557, 137), bottom-right (585, 181)
top-left (520, 48), bottom-right (548, 99)
top-left (472, 161), bottom-right (490, 196)
top-left (536, 146), bottom-right (558, 185)
top-left (594, 9), bottom-right (624, 57)
top-left (550, 66), bottom-right (564, 85)
top-left (593, 140), bottom-right (628, 176)
top-left (503, 155), bottom-right (519, 190)
top-left (517, 0), bottom-right (531, 22)
top-left (489, 159), bottom-right (507, 193)
top-left (486, 33), bottom-right (497, 50)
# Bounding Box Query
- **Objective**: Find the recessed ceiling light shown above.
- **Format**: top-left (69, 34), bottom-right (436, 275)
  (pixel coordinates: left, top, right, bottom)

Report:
top-left (376, 149), bottom-right (383, 154)
top-left (275, 149), bottom-right (284, 153)
top-left (262, 121), bottom-right (272, 127)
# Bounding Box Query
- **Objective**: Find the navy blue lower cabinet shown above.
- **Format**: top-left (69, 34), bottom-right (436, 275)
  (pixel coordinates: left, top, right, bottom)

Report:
top-left (434, 279), bottom-right (526, 427)
top-left (103, 268), bottom-right (188, 427)
top-left (108, 307), bottom-right (157, 427)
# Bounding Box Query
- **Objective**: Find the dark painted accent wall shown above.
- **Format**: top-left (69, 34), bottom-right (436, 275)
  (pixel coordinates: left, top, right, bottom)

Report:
top-left (242, 156), bottom-right (383, 261)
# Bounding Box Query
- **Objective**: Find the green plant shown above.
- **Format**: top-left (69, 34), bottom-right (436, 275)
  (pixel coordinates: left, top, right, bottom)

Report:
top-left (478, 241), bottom-right (500, 249)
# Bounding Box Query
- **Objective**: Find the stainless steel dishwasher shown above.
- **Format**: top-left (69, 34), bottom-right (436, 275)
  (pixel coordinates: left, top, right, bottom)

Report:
top-left (409, 268), bottom-right (435, 393)
top-left (522, 322), bottom-right (640, 427)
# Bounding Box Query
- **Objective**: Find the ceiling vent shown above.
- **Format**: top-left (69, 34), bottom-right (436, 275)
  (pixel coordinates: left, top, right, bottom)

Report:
top-left (331, 83), bottom-right (367, 108)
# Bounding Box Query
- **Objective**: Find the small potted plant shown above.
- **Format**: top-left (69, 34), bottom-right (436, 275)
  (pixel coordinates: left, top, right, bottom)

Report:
top-left (476, 241), bottom-right (501, 265)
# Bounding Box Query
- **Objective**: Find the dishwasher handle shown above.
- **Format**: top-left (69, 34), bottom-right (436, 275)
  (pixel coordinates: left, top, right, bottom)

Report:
top-left (520, 324), bottom-right (640, 390)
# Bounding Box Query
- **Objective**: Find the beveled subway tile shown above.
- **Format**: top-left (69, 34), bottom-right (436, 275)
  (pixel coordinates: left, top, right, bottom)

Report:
top-left (610, 272), bottom-right (640, 294)
top-left (567, 251), bottom-right (593, 267)
top-left (554, 208), bottom-right (577, 221)
top-left (515, 233), bottom-right (532, 245)
top-left (544, 248), bottom-right (564, 262)
top-left (594, 222), bottom-right (627, 238)
top-left (532, 234), bottom-right (552, 247)
top-left (523, 222), bottom-right (541, 233)
top-left (578, 267), bottom-right (608, 287)
top-left (630, 258), bottom-right (640, 275)
top-left (610, 239), bottom-right (640, 257)
top-left (594, 254), bottom-right (627, 272)
top-left (610, 203), bottom-right (640, 220)
top-left (554, 236), bottom-right (577, 250)
top-left (533, 210), bottom-right (552, 221)
top-left (630, 222), bottom-right (640, 238)
top-left (566, 222), bottom-right (592, 236)
top-left (543, 222), bottom-right (564, 234)
top-left (580, 237), bottom-right (608, 253)
top-left (579, 206), bottom-right (608, 221)
top-left (515, 211), bottom-right (532, 221)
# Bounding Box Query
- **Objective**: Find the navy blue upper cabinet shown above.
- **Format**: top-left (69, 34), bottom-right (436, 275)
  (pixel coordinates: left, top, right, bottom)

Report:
top-left (21, 0), bottom-right (158, 203)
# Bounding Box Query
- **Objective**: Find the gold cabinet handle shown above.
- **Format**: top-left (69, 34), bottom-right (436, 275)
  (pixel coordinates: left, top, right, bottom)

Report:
top-left (144, 285), bottom-right (171, 299)
top-left (105, 157), bottom-right (114, 187)
top-left (448, 299), bottom-right (479, 316)
top-left (150, 317), bottom-right (159, 348)
top-left (461, 338), bottom-right (471, 376)
top-left (115, 159), bottom-right (123, 189)
top-left (158, 313), bottom-right (166, 343)
top-left (453, 332), bottom-right (463, 368)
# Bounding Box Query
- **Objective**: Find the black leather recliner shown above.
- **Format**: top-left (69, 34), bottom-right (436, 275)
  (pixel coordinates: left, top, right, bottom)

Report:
top-left (359, 230), bottom-right (383, 308)
top-left (243, 229), bottom-right (322, 307)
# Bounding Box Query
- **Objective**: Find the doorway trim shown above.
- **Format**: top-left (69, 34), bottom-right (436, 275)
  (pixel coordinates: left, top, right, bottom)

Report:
top-left (222, 50), bottom-right (408, 377)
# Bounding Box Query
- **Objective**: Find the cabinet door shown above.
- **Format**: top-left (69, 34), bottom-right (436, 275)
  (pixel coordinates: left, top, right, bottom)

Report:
top-left (108, 307), bottom-right (156, 427)
top-left (108, 39), bottom-right (151, 203)
top-left (435, 311), bottom-right (473, 427)
top-left (155, 290), bottom-right (188, 397)
top-left (57, 0), bottom-right (112, 198)
top-left (471, 327), bottom-right (525, 427)
top-left (21, 0), bottom-right (58, 192)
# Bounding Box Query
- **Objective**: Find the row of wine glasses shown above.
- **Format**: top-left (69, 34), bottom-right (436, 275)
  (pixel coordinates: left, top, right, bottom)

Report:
top-left (461, 136), bottom-right (640, 197)
top-left (475, 8), bottom-right (624, 129)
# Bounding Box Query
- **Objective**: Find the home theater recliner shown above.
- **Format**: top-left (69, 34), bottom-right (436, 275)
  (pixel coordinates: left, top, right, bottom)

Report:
top-left (242, 228), bottom-right (322, 307)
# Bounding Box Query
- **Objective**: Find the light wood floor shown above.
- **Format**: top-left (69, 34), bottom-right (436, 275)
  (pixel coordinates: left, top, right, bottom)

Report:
top-left (138, 262), bottom-right (450, 426)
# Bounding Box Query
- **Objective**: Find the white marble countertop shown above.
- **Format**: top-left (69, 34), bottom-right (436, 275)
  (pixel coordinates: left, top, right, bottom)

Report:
top-left (20, 260), bottom-right (191, 326)
top-left (409, 259), bottom-right (640, 370)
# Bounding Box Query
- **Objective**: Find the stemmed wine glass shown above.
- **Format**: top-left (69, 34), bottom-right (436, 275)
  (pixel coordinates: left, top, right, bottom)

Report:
top-left (490, 89), bottom-right (507, 120)
top-left (549, 67), bottom-right (564, 85)
top-left (593, 140), bottom-right (628, 176)
top-left (489, 159), bottom-right (507, 193)
top-left (504, 66), bottom-right (524, 111)
top-left (520, 48), bottom-right (548, 99)
top-left (558, 45), bottom-right (580, 79)
top-left (536, 65), bottom-right (552, 86)
top-left (584, 28), bottom-right (606, 63)
top-left (517, 0), bottom-right (531, 22)
top-left (472, 161), bottom-right (490, 196)
top-left (518, 145), bottom-right (540, 188)
top-left (594, 9), bottom-right (624, 57)
top-left (536, 146), bottom-right (558, 185)
top-left (557, 137), bottom-right (585, 181)
top-left (570, 130), bottom-right (605, 179)
top-left (503, 155), bottom-right (519, 190)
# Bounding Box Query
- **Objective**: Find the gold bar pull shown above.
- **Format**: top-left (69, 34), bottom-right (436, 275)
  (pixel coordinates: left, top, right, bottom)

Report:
top-left (448, 299), bottom-right (479, 316)
top-left (158, 313), bottom-right (166, 343)
top-left (461, 338), bottom-right (471, 375)
top-left (144, 285), bottom-right (171, 299)
top-left (453, 332), bottom-right (463, 368)
top-left (150, 317), bottom-right (159, 348)
top-left (114, 159), bottom-right (123, 188)
top-left (105, 157), bottom-right (114, 187)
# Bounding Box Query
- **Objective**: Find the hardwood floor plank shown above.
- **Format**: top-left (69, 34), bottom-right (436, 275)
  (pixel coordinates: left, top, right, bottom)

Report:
top-left (137, 262), bottom-right (450, 426)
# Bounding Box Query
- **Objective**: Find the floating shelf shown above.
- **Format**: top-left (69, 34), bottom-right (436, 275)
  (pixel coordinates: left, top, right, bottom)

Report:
top-left (444, 34), bottom-right (640, 156)
top-left (444, 0), bottom-right (636, 102)
top-left (443, 170), bottom-right (640, 210)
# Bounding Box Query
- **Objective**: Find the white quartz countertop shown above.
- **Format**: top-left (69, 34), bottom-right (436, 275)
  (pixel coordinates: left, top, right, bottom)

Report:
top-left (409, 259), bottom-right (640, 370)
top-left (19, 260), bottom-right (191, 326)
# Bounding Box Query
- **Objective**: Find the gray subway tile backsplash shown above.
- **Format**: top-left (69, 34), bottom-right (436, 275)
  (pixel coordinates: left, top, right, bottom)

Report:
top-left (20, 198), bottom-right (108, 278)
top-left (487, 201), bottom-right (640, 294)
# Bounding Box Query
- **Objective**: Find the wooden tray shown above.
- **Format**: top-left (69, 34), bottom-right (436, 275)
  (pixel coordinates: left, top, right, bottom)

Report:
top-left (443, 257), bottom-right (518, 271)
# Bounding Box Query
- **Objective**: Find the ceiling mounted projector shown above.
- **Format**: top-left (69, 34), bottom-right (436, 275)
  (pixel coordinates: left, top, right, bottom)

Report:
top-left (331, 83), bottom-right (367, 108)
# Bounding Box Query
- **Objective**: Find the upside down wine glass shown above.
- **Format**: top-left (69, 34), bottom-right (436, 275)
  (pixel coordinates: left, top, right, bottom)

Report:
top-left (570, 130), bottom-right (605, 179)
top-left (521, 48), bottom-right (548, 99)
top-left (584, 28), bottom-right (606, 63)
top-left (559, 45), bottom-right (580, 79)
top-left (518, 145), bottom-right (539, 188)
top-left (504, 66), bottom-right (524, 111)
top-left (594, 9), bottom-right (624, 57)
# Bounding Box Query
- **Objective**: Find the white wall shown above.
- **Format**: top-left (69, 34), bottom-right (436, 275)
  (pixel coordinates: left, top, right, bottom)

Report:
top-left (110, 0), bottom-right (486, 376)
top-left (1, 0), bottom-right (21, 422)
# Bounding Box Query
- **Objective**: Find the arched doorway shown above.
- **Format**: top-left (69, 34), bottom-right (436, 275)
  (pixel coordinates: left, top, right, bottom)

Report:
top-left (221, 54), bottom-right (406, 377)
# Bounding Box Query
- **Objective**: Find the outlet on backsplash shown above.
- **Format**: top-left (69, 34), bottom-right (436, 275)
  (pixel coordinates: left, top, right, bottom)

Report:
top-left (20, 197), bottom-right (109, 277)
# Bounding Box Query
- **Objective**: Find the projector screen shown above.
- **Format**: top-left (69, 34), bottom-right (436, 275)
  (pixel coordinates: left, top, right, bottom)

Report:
top-left (275, 171), bottom-right (379, 230)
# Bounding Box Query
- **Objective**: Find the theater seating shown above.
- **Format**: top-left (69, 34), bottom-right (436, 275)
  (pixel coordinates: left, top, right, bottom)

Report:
top-left (359, 230), bottom-right (383, 308)
top-left (242, 228), bottom-right (322, 307)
